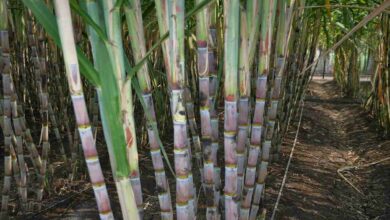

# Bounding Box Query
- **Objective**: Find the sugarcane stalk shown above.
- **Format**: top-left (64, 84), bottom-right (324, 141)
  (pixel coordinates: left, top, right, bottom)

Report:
top-left (196, 1), bottom-right (219, 218)
top-left (53, 1), bottom-right (114, 219)
top-left (1, 4), bottom-right (28, 212)
top-left (12, 102), bottom-right (28, 211)
top-left (237, 11), bottom-right (249, 208)
top-left (1, 5), bottom-right (15, 216)
top-left (271, 0), bottom-right (294, 160)
top-left (20, 108), bottom-right (43, 178)
top-left (91, 92), bottom-right (99, 136)
top-left (52, 63), bottom-right (74, 173)
top-left (182, 82), bottom-right (201, 215)
top-left (237, 4), bottom-right (262, 213)
top-left (247, 0), bottom-right (277, 219)
top-left (123, 1), bottom-right (173, 218)
top-left (165, 0), bottom-right (196, 218)
top-left (48, 103), bottom-right (68, 170)
top-left (100, 0), bottom-right (144, 216)
top-left (241, 0), bottom-right (270, 217)
top-left (223, 0), bottom-right (240, 218)
top-left (236, 2), bottom-right (262, 219)
top-left (26, 20), bottom-right (49, 209)
top-left (10, 77), bottom-right (28, 213)
top-left (80, 0), bottom-right (141, 219)
top-left (207, 2), bottom-right (221, 208)
top-left (184, 87), bottom-right (203, 182)
top-left (275, 2), bottom-right (301, 150)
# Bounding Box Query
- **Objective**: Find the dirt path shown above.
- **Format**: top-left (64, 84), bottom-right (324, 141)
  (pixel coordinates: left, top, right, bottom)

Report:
top-left (264, 80), bottom-right (390, 220)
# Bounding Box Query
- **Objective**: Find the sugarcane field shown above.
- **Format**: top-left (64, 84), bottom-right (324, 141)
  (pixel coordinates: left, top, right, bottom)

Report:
top-left (1, 0), bottom-right (390, 219)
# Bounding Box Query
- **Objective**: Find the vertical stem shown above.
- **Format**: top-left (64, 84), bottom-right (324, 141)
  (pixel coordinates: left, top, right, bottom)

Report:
top-left (167, 0), bottom-right (196, 218)
top-left (249, 0), bottom-right (278, 218)
top-left (100, 0), bottom-right (143, 216)
top-left (1, 4), bottom-right (15, 215)
top-left (83, 1), bottom-right (140, 219)
top-left (196, 1), bottom-right (219, 218)
top-left (49, 103), bottom-right (68, 171)
top-left (223, 0), bottom-right (240, 219)
top-left (237, 7), bottom-right (249, 203)
top-left (53, 1), bottom-right (114, 219)
top-left (239, 1), bottom-right (261, 218)
top-left (1, 3), bottom-right (28, 212)
top-left (208, 1), bottom-right (221, 209)
top-left (124, 0), bottom-right (173, 218)
top-left (27, 19), bottom-right (54, 208)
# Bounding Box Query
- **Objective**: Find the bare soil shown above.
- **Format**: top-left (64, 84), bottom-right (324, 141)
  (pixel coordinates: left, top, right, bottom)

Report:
top-left (264, 80), bottom-right (390, 220)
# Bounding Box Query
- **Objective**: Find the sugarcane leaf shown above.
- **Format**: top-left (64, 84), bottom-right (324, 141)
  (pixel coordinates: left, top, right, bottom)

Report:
top-left (70, 0), bottom-right (109, 43)
top-left (21, 0), bottom-right (101, 87)
top-left (186, 0), bottom-right (214, 18)
top-left (82, 0), bottom-right (132, 177)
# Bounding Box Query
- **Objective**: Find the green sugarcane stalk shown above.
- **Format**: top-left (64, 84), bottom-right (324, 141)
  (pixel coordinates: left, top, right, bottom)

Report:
top-left (272, 0), bottom-right (296, 159)
top-left (269, 0), bottom-right (287, 132)
top-left (223, 0), bottom-right (240, 219)
top-left (250, 0), bottom-right (278, 217)
top-left (246, 0), bottom-right (262, 67)
top-left (247, 0), bottom-right (277, 219)
top-left (123, 1), bottom-right (173, 218)
top-left (167, 0), bottom-right (196, 218)
top-left (273, 0), bottom-right (300, 154)
top-left (184, 87), bottom-right (203, 182)
top-left (52, 1), bottom-right (114, 219)
top-left (281, 7), bottom-right (310, 142)
top-left (237, 9), bottom-right (250, 204)
top-left (82, 1), bottom-right (140, 219)
top-left (19, 3), bottom-right (138, 218)
top-left (196, 0), bottom-right (219, 218)
top-left (154, 1), bottom-right (195, 217)
top-left (241, 0), bottom-right (270, 217)
top-left (100, 0), bottom-right (143, 216)
top-left (182, 82), bottom-right (201, 216)
top-left (155, 0), bottom-right (171, 84)
top-left (207, 2), bottom-right (221, 207)
top-left (237, 3), bottom-right (261, 213)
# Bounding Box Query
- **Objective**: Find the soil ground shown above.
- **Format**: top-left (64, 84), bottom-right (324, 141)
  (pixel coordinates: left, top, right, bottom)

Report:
top-left (18, 80), bottom-right (390, 219)
top-left (264, 80), bottom-right (390, 220)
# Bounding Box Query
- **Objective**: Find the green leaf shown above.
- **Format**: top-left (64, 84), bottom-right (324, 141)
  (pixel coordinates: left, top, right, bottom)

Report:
top-left (70, 0), bottom-right (109, 43)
